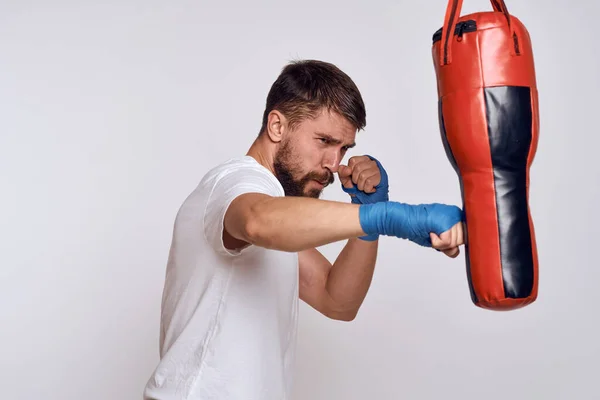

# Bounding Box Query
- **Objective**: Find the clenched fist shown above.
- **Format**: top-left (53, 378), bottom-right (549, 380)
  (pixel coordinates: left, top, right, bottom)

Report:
top-left (359, 201), bottom-right (465, 254)
top-left (338, 155), bottom-right (389, 204)
top-left (338, 155), bottom-right (388, 241)
top-left (430, 221), bottom-right (465, 258)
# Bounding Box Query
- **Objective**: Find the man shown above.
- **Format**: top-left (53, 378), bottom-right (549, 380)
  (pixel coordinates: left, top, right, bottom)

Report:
top-left (144, 59), bottom-right (464, 400)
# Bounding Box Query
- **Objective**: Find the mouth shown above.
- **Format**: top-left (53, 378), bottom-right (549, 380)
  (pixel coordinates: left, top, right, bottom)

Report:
top-left (308, 172), bottom-right (333, 189)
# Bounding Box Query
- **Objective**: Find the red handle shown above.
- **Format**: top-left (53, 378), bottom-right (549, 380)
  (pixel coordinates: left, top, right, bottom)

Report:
top-left (439, 0), bottom-right (519, 66)
top-left (490, 0), bottom-right (504, 12)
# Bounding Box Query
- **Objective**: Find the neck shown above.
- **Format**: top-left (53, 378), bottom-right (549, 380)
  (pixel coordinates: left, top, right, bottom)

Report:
top-left (246, 136), bottom-right (276, 175)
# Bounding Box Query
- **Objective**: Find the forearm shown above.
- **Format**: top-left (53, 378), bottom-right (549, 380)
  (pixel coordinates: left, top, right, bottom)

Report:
top-left (325, 238), bottom-right (378, 317)
top-left (226, 194), bottom-right (367, 252)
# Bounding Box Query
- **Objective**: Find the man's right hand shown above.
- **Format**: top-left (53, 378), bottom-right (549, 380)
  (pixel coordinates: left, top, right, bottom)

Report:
top-left (338, 155), bottom-right (389, 204)
top-left (358, 201), bottom-right (465, 251)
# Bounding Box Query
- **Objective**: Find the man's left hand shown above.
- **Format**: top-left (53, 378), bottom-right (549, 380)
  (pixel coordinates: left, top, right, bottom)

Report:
top-left (430, 222), bottom-right (465, 258)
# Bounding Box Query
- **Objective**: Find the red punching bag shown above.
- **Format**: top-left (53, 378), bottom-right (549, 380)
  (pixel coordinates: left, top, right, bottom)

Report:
top-left (431, 0), bottom-right (540, 310)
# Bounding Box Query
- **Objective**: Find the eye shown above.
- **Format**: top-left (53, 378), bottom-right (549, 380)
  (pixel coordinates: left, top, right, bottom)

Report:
top-left (317, 137), bottom-right (329, 144)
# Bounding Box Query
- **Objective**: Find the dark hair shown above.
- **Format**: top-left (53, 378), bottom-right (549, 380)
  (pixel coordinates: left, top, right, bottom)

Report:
top-left (259, 59), bottom-right (366, 135)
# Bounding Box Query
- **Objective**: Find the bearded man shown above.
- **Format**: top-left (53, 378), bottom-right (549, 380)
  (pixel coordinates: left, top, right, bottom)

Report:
top-left (144, 59), bottom-right (464, 400)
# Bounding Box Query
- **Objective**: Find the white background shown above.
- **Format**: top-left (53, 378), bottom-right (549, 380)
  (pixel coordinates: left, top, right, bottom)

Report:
top-left (1, 0), bottom-right (598, 399)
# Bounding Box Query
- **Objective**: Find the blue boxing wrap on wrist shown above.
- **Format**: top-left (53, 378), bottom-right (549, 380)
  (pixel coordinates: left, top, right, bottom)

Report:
top-left (358, 201), bottom-right (463, 247)
top-left (342, 155), bottom-right (389, 241)
top-left (342, 155), bottom-right (389, 205)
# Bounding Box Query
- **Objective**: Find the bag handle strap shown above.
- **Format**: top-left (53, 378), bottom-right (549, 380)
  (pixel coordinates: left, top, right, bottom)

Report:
top-left (439, 0), bottom-right (520, 66)
top-left (490, 0), bottom-right (503, 12)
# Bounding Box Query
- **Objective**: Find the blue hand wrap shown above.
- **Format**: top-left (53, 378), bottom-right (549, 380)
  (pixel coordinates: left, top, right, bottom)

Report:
top-left (342, 155), bottom-right (389, 241)
top-left (342, 155), bottom-right (389, 205)
top-left (358, 201), bottom-right (463, 247)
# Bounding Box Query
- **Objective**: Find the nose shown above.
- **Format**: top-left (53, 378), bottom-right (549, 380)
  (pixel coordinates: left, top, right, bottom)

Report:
top-left (322, 149), bottom-right (341, 173)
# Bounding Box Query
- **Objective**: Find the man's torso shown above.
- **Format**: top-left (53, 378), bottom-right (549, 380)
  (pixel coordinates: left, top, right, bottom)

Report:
top-left (144, 157), bottom-right (299, 400)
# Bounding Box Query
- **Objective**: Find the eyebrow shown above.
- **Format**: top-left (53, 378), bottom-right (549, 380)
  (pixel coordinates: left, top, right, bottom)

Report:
top-left (316, 132), bottom-right (356, 148)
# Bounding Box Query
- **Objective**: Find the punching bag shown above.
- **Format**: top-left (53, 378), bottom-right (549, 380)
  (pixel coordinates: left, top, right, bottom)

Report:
top-left (431, 0), bottom-right (539, 310)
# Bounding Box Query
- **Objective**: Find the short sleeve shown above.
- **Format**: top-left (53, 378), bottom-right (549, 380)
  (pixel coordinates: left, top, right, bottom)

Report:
top-left (203, 163), bottom-right (284, 256)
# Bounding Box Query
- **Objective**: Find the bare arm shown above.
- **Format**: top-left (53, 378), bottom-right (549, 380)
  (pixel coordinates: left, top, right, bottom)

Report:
top-left (298, 222), bottom-right (465, 321)
top-left (299, 239), bottom-right (378, 321)
top-left (223, 193), bottom-right (367, 253)
top-left (222, 190), bottom-right (463, 321)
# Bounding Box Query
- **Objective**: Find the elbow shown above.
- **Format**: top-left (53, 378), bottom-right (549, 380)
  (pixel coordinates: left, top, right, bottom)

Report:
top-left (330, 311), bottom-right (358, 322)
top-left (326, 306), bottom-right (359, 322)
top-left (243, 202), bottom-right (300, 252)
top-left (242, 214), bottom-right (261, 244)
top-left (243, 213), bottom-right (267, 247)
top-left (242, 205), bottom-right (276, 249)
top-left (335, 312), bottom-right (358, 322)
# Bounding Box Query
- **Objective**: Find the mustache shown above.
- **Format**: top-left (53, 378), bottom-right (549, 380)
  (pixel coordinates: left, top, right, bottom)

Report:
top-left (307, 171), bottom-right (335, 186)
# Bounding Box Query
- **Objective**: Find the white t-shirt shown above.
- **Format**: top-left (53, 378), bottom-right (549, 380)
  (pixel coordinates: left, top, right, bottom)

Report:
top-left (144, 156), bottom-right (299, 400)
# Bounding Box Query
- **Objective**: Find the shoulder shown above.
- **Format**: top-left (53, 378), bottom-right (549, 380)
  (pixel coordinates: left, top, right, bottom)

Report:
top-left (202, 156), bottom-right (284, 196)
top-left (207, 155), bottom-right (267, 175)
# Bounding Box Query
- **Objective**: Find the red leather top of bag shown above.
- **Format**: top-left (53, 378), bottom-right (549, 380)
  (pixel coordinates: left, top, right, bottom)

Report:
top-left (432, 12), bottom-right (537, 98)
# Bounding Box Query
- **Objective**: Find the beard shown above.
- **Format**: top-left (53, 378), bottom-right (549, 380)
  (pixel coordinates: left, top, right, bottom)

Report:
top-left (273, 139), bottom-right (335, 198)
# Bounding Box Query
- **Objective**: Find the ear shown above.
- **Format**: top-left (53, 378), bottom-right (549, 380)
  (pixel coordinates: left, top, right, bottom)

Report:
top-left (265, 110), bottom-right (287, 144)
